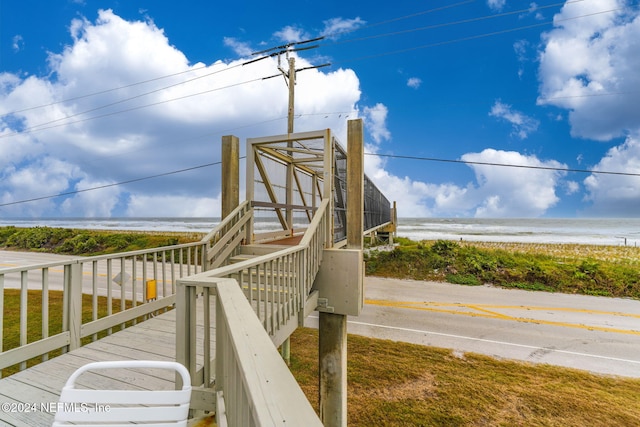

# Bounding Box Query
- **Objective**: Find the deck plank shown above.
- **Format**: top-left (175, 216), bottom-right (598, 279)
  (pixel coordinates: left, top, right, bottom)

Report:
top-left (0, 304), bottom-right (214, 427)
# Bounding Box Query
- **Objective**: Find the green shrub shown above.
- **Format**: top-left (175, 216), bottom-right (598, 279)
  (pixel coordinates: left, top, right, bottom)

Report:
top-left (446, 273), bottom-right (481, 286)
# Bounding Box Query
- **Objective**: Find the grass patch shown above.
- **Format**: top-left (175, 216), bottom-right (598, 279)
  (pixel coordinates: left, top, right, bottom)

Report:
top-left (1, 289), bottom-right (161, 377)
top-left (366, 239), bottom-right (640, 299)
top-left (289, 327), bottom-right (640, 426)
top-left (0, 226), bottom-right (203, 255)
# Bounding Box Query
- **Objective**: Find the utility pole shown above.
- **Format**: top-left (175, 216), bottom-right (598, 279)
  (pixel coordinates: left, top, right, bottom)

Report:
top-left (287, 56), bottom-right (295, 134)
top-left (245, 39), bottom-right (330, 367)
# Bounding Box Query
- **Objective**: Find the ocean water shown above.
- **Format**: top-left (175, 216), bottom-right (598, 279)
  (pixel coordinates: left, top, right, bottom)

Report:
top-left (1, 217), bottom-right (639, 246)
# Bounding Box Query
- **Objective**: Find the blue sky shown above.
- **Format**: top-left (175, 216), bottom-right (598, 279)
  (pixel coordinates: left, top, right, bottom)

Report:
top-left (1, 0), bottom-right (639, 218)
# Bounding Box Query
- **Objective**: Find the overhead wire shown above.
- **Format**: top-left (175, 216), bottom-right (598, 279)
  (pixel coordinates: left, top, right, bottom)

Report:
top-left (1, 1), bottom-right (474, 121)
top-left (328, 0), bottom-right (584, 46)
top-left (1, 2), bottom-right (621, 141)
top-left (0, 161), bottom-right (224, 208)
top-left (1, 1), bottom-right (633, 210)
top-left (366, 153), bottom-right (640, 177)
top-left (0, 64), bottom-right (210, 119)
top-left (3, 150), bottom-right (638, 210)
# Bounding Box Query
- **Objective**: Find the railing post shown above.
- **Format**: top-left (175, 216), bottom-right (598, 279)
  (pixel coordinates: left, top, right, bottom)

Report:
top-left (66, 263), bottom-right (83, 351)
top-left (175, 280), bottom-right (196, 388)
top-left (221, 135), bottom-right (240, 220)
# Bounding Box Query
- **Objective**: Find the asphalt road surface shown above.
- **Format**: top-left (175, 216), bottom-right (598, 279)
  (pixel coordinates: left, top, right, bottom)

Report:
top-left (305, 276), bottom-right (640, 378)
top-left (3, 251), bottom-right (640, 378)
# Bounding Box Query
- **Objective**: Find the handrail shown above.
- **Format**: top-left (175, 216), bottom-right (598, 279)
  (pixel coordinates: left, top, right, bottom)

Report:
top-left (201, 200), bottom-right (250, 243)
top-left (0, 241), bottom-right (208, 377)
top-left (188, 278), bottom-right (322, 427)
top-left (200, 200), bottom-right (251, 269)
top-left (176, 198), bottom-right (331, 425)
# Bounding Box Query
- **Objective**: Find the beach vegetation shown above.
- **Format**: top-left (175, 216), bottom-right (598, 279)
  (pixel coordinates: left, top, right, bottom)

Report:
top-left (366, 239), bottom-right (640, 299)
top-left (0, 226), bottom-right (203, 255)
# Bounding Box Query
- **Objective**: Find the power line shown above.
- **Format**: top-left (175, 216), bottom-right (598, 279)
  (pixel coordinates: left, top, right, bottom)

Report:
top-left (366, 153), bottom-right (640, 177)
top-left (329, 0), bottom-right (582, 46)
top-left (0, 161), bottom-right (223, 208)
top-left (1, 63), bottom-right (245, 138)
top-left (333, 6), bottom-right (621, 64)
top-left (0, 0), bottom-right (578, 122)
top-left (0, 74), bottom-right (268, 139)
top-left (4, 148), bottom-right (638, 211)
top-left (0, 64), bottom-right (211, 119)
top-left (1, 2), bottom-right (622, 141)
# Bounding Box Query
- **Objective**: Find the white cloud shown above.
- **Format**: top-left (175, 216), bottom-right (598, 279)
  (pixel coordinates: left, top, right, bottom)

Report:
top-left (537, 0), bottom-right (640, 141)
top-left (489, 100), bottom-right (539, 139)
top-left (363, 103), bottom-right (390, 144)
top-left (12, 35), bottom-right (24, 52)
top-left (363, 148), bottom-right (566, 218)
top-left (273, 26), bottom-right (309, 43)
top-left (126, 195), bottom-right (222, 217)
top-left (321, 17), bottom-right (366, 39)
top-left (565, 180), bottom-right (580, 195)
top-left (407, 77), bottom-right (422, 89)
top-left (0, 10), bottom-right (361, 217)
top-left (583, 135), bottom-right (640, 216)
top-left (60, 179), bottom-right (121, 217)
top-left (461, 150), bottom-right (566, 217)
top-left (223, 37), bottom-right (253, 56)
top-left (488, 0), bottom-right (507, 11)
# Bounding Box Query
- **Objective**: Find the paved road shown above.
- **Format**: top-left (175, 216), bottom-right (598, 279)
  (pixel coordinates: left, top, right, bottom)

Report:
top-left (4, 251), bottom-right (640, 378)
top-left (306, 277), bottom-right (640, 378)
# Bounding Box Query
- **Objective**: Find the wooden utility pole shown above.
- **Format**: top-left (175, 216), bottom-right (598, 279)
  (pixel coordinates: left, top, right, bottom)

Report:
top-left (282, 56), bottom-right (296, 366)
top-left (246, 38), bottom-right (329, 368)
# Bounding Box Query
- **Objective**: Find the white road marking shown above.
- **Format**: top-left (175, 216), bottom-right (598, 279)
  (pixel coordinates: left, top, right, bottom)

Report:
top-left (307, 315), bottom-right (640, 366)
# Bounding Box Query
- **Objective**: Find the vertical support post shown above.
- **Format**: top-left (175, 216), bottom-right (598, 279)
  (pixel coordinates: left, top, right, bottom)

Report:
top-left (319, 119), bottom-right (363, 427)
top-left (66, 263), bottom-right (83, 351)
top-left (346, 120), bottom-right (364, 249)
top-left (221, 135), bottom-right (240, 220)
top-left (245, 137), bottom-right (255, 244)
top-left (175, 281), bottom-right (196, 388)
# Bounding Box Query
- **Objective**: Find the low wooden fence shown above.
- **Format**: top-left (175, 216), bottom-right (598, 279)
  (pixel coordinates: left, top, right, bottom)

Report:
top-left (0, 241), bottom-right (208, 377)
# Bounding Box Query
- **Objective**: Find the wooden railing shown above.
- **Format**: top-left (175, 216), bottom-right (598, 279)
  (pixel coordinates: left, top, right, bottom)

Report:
top-left (176, 198), bottom-right (331, 425)
top-left (0, 241), bottom-right (208, 377)
top-left (201, 200), bottom-right (251, 269)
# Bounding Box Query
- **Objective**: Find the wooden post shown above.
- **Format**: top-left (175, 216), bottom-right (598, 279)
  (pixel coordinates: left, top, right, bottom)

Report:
top-left (282, 58), bottom-right (296, 363)
top-left (319, 119), bottom-right (364, 427)
top-left (221, 135), bottom-right (240, 220)
top-left (67, 263), bottom-right (83, 351)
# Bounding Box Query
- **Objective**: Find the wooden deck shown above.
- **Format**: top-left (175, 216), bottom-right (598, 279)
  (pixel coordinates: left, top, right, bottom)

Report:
top-left (0, 307), bottom-right (214, 427)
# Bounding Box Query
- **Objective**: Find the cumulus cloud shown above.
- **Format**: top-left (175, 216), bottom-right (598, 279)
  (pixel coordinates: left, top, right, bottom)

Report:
top-left (461, 150), bottom-right (565, 217)
top-left (363, 104), bottom-right (390, 144)
top-left (223, 37), bottom-right (253, 56)
top-left (488, 0), bottom-right (507, 11)
top-left (489, 100), bottom-right (539, 139)
top-left (127, 195), bottom-right (222, 217)
top-left (12, 35), bottom-right (24, 52)
top-left (582, 135), bottom-right (640, 216)
top-left (0, 10), bottom-right (361, 217)
top-left (537, 0), bottom-right (640, 141)
top-left (365, 148), bottom-right (566, 218)
top-left (273, 26), bottom-right (309, 43)
top-left (321, 17), bottom-right (366, 39)
top-left (407, 77), bottom-right (422, 89)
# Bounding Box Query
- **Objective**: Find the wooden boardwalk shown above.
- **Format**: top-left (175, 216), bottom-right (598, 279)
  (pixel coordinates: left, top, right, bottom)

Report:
top-left (0, 307), bottom-right (213, 427)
